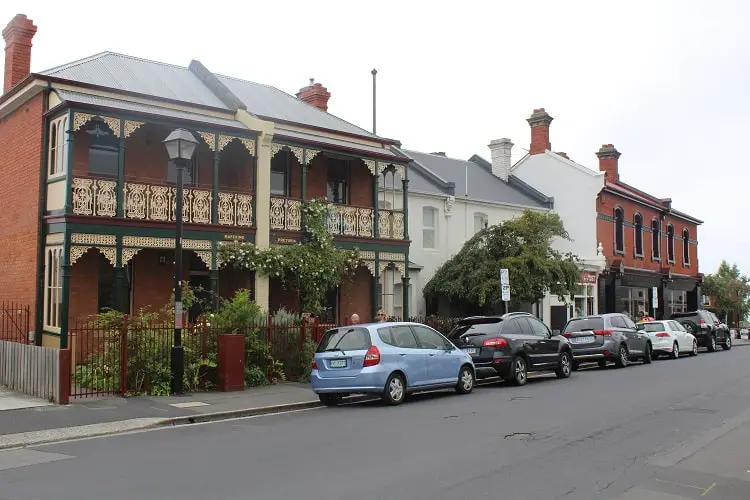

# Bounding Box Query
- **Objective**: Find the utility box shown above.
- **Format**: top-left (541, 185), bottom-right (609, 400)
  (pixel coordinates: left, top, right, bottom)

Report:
top-left (218, 334), bottom-right (245, 392)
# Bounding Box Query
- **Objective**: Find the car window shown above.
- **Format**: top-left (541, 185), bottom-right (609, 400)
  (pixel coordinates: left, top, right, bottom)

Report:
top-left (377, 327), bottom-right (396, 346)
top-left (668, 321), bottom-right (682, 331)
top-left (411, 325), bottom-right (449, 349)
top-left (528, 317), bottom-right (551, 337)
top-left (565, 317), bottom-right (604, 332)
top-left (516, 318), bottom-right (534, 335)
top-left (609, 316), bottom-right (627, 328)
top-left (316, 327), bottom-right (371, 352)
top-left (390, 325), bottom-right (419, 349)
top-left (623, 316), bottom-right (637, 329)
top-left (501, 319), bottom-right (521, 334)
top-left (641, 322), bottom-right (667, 332)
top-left (710, 313), bottom-right (720, 324)
top-left (447, 321), bottom-right (501, 340)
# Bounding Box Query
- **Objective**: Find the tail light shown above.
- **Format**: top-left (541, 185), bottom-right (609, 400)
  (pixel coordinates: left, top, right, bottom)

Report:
top-left (312, 358), bottom-right (318, 370)
top-left (699, 319), bottom-right (706, 326)
top-left (655, 332), bottom-right (670, 337)
top-left (594, 329), bottom-right (613, 336)
top-left (363, 346), bottom-right (381, 367)
top-left (482, 337), bottom-right (508, 348)
top-left (562, 333), bottom-right (572, 338)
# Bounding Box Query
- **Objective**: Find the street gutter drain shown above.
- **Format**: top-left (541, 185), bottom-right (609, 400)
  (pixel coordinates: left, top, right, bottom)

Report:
top-left (504, 432), bottom-right (534, 440)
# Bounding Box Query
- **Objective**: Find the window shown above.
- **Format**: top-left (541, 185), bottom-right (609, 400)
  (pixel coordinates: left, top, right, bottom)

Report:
top-left (377, 327), bottom-right (397, 346)
top-left (614, 207), bottom-right (624, 253)
top-left (316, 327), bottom-right (371, 352)
top-left (270, 155), bottom-right (289, 196)
top-left (564, 317), bottom-right (604, 332)
top-left (623, 316), bottom-right (637, 329)
top-left (447, 321), bottom-right (501, 340)
top-left (86, 120), bottom-right (119, 177)
top-left (378, 169), bottom-right (401, 210)
top-left (48, 117), bottom-right (67, 177)
top-left (667, 290), bottom-right (686, 316)
top-left (651, 218), bottom-right (661, 260)
top-left (502, 318), bottom-right (533, 335)
top-left (393, 283), bottom-right (403, 320)
top-left (634, 213), bottom-right (643, 256)
top-left (473, 212), bottom-right (488, 234)
top-left (44, 247), bottom-right (63, 330)
top-left (326, 159), bottom-right (348, 204)
top-left (48, 122), bottom-right (58, 175)
top-left (422, 206), bottom-right (438, 249)
top-left (528, 317), bottom-right (551, 337)
top-left (390, 325), bottom-right (419, 348)
top-left (682, 229), bottom-right (690, 265)
top-left (411, 325), bottom-right (448, 349)
top-left (667, 224), bottom-right (675, 263)
top-left (641, 322), bottom-right (668, 333)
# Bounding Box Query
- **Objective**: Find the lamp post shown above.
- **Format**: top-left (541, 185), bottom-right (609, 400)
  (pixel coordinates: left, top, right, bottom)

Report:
top-left (163, 128), bottom-right (198, 395)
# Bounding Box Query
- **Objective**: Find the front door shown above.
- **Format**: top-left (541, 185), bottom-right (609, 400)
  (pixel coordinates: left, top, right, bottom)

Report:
top-left (411, 325), bottom-right (459, 385)
top-left (389, 325), bottom-right (428, 387)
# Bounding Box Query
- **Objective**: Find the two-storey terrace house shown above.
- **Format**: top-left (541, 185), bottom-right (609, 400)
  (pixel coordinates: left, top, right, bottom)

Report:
top-left (0, 14), bottom-right (412, 349)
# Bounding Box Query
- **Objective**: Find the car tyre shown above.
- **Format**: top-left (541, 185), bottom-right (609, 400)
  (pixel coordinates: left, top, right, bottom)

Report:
top-left (555, 351), bottom-right (573, 379)
top-left (319, 394), bottom-right (343, 407)
top-left (708, 335), bottom-right (717, 352)
top-left (382, 373), bottom-right (406, 406)
top-left (614, 344), bottom-right (629, 368)
top-left (510, 356), bottom-right (528, 386)
top-left (722, 335), bottom-right (732, 350)
top-left (689, 339), bottom-right (698, 356)
top-left (642, 343), bottom-right (652, 364)
top-left (455, 365), bottom-right (475, 394)
top-left (671, 342), bottom-right (679, 359)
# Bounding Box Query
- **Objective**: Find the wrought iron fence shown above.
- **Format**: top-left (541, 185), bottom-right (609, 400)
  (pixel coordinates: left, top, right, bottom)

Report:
top-left (0, 302), bottom-right (30, 344)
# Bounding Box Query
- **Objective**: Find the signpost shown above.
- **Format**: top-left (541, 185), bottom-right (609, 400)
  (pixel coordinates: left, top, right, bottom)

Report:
top-left (500, 268), bottom-right (510, 313)
top-left (652, 286), bottom-right (658, 311)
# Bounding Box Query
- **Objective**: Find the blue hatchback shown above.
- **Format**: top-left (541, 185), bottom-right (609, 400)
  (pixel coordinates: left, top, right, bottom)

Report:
top-left (310, 322), bottom-right (476, 406)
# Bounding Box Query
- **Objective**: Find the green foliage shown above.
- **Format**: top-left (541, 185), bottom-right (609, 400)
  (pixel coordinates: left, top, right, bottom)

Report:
top-left (703, 261), bottom-right (750, 322)
top-left (218, 198), bottom-right (361, 314)
top-left (297, 332), bottom-right (317, 383)
top-left (423, 211), bottom-right (581, 311)
top-left (272, 307), bottom-right (303, 326)
top-left (212, 290), bottom-right (263, 333)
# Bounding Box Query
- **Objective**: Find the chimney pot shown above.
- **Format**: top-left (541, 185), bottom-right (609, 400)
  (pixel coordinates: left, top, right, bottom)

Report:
top-left (527, 108), bottom-right (553, 155)
top-left (296, 78), bottom-right (331, 112)
top-left (596, 144), bottom-right (621, 182)
top-left (488, 138), bottom-right (514, 181)
top-left (3, 14), bottom-right (37, 93)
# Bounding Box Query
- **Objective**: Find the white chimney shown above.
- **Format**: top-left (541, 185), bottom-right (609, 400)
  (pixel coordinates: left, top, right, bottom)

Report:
top-left (488, 138), bottom-right (514, 181)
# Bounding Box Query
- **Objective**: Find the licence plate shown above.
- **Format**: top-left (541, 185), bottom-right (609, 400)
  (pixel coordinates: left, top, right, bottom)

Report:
top-left (463, 348), bottom-right (479, 355)
top-left (329, 359), bottom-right (347, 368)
top-left (571, 336), bottom-right (595, 344)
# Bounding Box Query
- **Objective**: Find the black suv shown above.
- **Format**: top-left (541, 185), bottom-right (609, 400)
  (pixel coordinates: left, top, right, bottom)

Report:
top-left (670, 310), bottom-right (731, 352)
top-left (447, 313), bottom-right (573, 386)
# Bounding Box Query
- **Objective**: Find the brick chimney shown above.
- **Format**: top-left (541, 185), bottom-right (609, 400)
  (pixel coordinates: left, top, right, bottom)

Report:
top-left (596, 144), bottom-right (621, 182)
top-left (488, 138), bottom-right (514, 181)
top-left (296, 78), bottom-right (331, 112)
top-left (3, 14), bottom-right (37, 93)
top-left (527, 108), bottom-right (553, 155)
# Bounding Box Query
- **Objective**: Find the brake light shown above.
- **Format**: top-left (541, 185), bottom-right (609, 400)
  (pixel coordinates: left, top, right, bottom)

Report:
top-left (594, 329), bottom-right (613, 336)
top-left (482, 337), bottom-right (508, 348)
top-left (562, 333), bottom-right (572, 338)
top-left (312, 358), bottom-right (318, 370)
top-left (363, 346), bottom-right (381, 367)
top-left (655, 332), bottom-right (670, 337)
top-left (699, 319), bottom-right (706, 326)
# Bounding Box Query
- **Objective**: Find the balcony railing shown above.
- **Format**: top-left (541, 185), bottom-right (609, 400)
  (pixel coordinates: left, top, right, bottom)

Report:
top-left (70, 177), bottom-right (253, 227)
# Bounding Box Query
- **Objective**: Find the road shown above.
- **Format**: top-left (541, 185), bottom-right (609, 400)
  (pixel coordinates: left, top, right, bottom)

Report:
top-left (2, 347), bottom-right (750, 499)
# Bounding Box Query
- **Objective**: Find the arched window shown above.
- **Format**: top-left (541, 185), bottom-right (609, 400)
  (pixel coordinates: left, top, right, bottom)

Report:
top-left (614, 207), bottom-right (624, 253)
top-left (682, 228), bottom-right (690, 265)
top-left (634, 213), bottom-right (643, 256)
top-left (651, 218), bottom-right (661, 260)
top-left (48, 122), bottom-right (58, 176)
top-left (667, 224), bottom-right (675, 263)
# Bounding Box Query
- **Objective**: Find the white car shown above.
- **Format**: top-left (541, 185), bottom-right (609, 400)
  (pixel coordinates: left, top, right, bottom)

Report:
top-left (638, 320), bottom-right (698, 359)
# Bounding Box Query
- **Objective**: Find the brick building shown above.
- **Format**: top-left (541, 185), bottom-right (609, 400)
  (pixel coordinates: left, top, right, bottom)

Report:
top-left (595, 144), bottom-right (702, 319)
top-left (0, 14), bottom-right (411, 349)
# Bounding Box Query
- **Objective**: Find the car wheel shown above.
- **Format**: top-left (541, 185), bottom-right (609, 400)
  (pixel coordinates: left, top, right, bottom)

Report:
top-left (614, 345), bottom-right (629, 368)
top-left (455, 365), bottom-right (475, 394)
top-left (511, 356), bottom-right (528, 386)
top-left (642, 343), bottom-right (652, 364)
top-left (598, 360), bottom-right (607, 369)
top-left (689, 339), bottom-right (698, 356)
top-left (382, 373), bottom-right (406, 406)
top-left (555, 351), bottom-right (573, 378)
top-left (671, 342), bottom-right (679, 359)
top-left (708, 335), bottom-right (717, 352)
top-left (723, 335), bottom-right (732, 350)
top-left (319, 394), bottom-right (343, 407)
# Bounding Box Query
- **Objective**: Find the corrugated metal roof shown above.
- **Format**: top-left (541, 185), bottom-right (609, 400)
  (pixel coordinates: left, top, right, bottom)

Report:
top-left (403, 150), bottom-right (547, 208)
top-left (41, 52), bottom-right (229, 110)
top-left (54, 89), bottom-right (246, 131)
top-left (217, 75), bottom-right (378, 139)
top-left (275, 128), bottom-right (406, 160)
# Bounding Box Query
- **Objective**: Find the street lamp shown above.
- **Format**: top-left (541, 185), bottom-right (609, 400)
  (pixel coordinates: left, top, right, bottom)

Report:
top-left (163, 128), bottom-right (198, 395)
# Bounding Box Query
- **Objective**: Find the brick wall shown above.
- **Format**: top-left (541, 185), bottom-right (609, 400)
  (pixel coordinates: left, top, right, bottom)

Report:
top-left (131, 249), bottom-right (190, 313)
top-left (339, 266), bottom-right (372, 323)
top-left (68, 249), bottom-right (100, 324)
top-left (0, 93), bottom-right (43, 309)
top-left (269, 278), bottom-right (300, 313)
top-left (218, 268), bottom-right (253, 301)
top-left (349, 160), bottom-right (373, 207)
top-left (306, 154), bottom-right (327, 199)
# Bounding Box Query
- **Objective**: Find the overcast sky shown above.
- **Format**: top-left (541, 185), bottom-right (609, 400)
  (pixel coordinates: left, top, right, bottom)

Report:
top-left (5, 1), bottom-right (746, 276)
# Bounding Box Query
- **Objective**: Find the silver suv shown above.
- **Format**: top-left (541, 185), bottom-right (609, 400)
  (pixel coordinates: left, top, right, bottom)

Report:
top-left (562, 313), bottom-right (652, 369)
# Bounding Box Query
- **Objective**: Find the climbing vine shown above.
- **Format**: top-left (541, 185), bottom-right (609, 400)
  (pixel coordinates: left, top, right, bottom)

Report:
top-left (218, 198), bottom-right (361, 314)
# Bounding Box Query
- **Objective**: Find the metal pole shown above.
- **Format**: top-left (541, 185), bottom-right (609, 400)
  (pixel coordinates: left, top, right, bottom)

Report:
top-left (171, 159), bottom-right (186, 394)
top-left (371, 69), bottom-right (377, 134)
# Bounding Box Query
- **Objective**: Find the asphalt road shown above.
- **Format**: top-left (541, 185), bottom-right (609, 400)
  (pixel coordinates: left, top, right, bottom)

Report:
top-left (2, 347), bottom-right (750, 500)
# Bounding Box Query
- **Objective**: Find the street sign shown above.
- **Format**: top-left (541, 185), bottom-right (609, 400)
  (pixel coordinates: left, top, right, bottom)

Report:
top-left (501, 284), bottom-right (511, 302)
top-left (500, 268), bottom-right (509, 285)
top-left (652, 287), bottom-right (658, 309)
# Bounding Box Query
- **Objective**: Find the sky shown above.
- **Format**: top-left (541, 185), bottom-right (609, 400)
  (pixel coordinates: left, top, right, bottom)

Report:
top-left (4, 0), bottom-right (747, 275)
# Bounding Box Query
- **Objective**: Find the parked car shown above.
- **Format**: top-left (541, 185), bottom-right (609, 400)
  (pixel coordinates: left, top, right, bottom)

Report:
top-left (447, 312), bottom-right (573, 386)
top-left (637, 320), bottom-right (698, 359)
top-left (562, 313), bottom-right (652, 369)
top-left (670, 310), bottom-right (731, 352)
top-left (741, 328), bottom-right (749, 339)
top-left (310, 322), bottom-right (475, 406)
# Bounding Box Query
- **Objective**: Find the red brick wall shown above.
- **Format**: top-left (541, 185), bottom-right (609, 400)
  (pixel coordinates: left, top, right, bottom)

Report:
top-left (269, 278), bottom-right (300, 313)
top-left (219, 268), bottom-right (254, 301)
top-left (339, 267), bottom-right (372, 323)
top-left (597, 191), bottom-right (699, 276)
top-left (69, 249), bottom-right (100, 325)
top-left (306, 154), bottom-right (327, 199)
top-left (131, 249), bottom-right (189, 313)
top-left (0, 93), bottom-right (43, 310)
top-left (218, 140), bottom-right (254, 193)
top-left (289, 155), bottom-right (302, 199)
top-left (123, 124), bottom-right (170, 184)
top-left (350, 160), bottom-right (373, 208)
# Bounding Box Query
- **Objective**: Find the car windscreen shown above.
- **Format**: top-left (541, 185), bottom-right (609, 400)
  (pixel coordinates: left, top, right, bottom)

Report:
top-left (640, 322), bottom-right (667, 332)
top-left (316, 327), bottom-right (371, 353)
top-left (447, 322), bottom-right (500, 340)
top-left (671, 312), bottom-right (698, 319)
top-left (564, 317), bottom-right (604, 333)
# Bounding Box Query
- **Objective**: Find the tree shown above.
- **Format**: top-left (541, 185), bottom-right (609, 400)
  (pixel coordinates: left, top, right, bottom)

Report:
top-left (423, 210), bottom-right (580, 314)
top-left (702, 261), bottom-right (750, 324)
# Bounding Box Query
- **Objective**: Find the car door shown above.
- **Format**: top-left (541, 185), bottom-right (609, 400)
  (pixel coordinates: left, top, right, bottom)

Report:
top-left (671, 321), bottom-right (691, 350)
top-left (388, 325), bottom-right (429, 387)
top-left (610, 315), bottom-right (639, 354)
top-left (411, 325), bottom-right (459, 386)
top-left (622, 315), bottom-right (646, 354)
top-left (504, 318), bottom-right (544, 368)
top-left (527, 317), bottom-right (559, 366)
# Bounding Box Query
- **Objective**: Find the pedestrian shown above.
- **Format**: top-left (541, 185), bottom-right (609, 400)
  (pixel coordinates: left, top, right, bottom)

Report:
top-left (350, 313), bottom-right (360, 325)
top-left (376, 309), bottom-right (386, 322)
